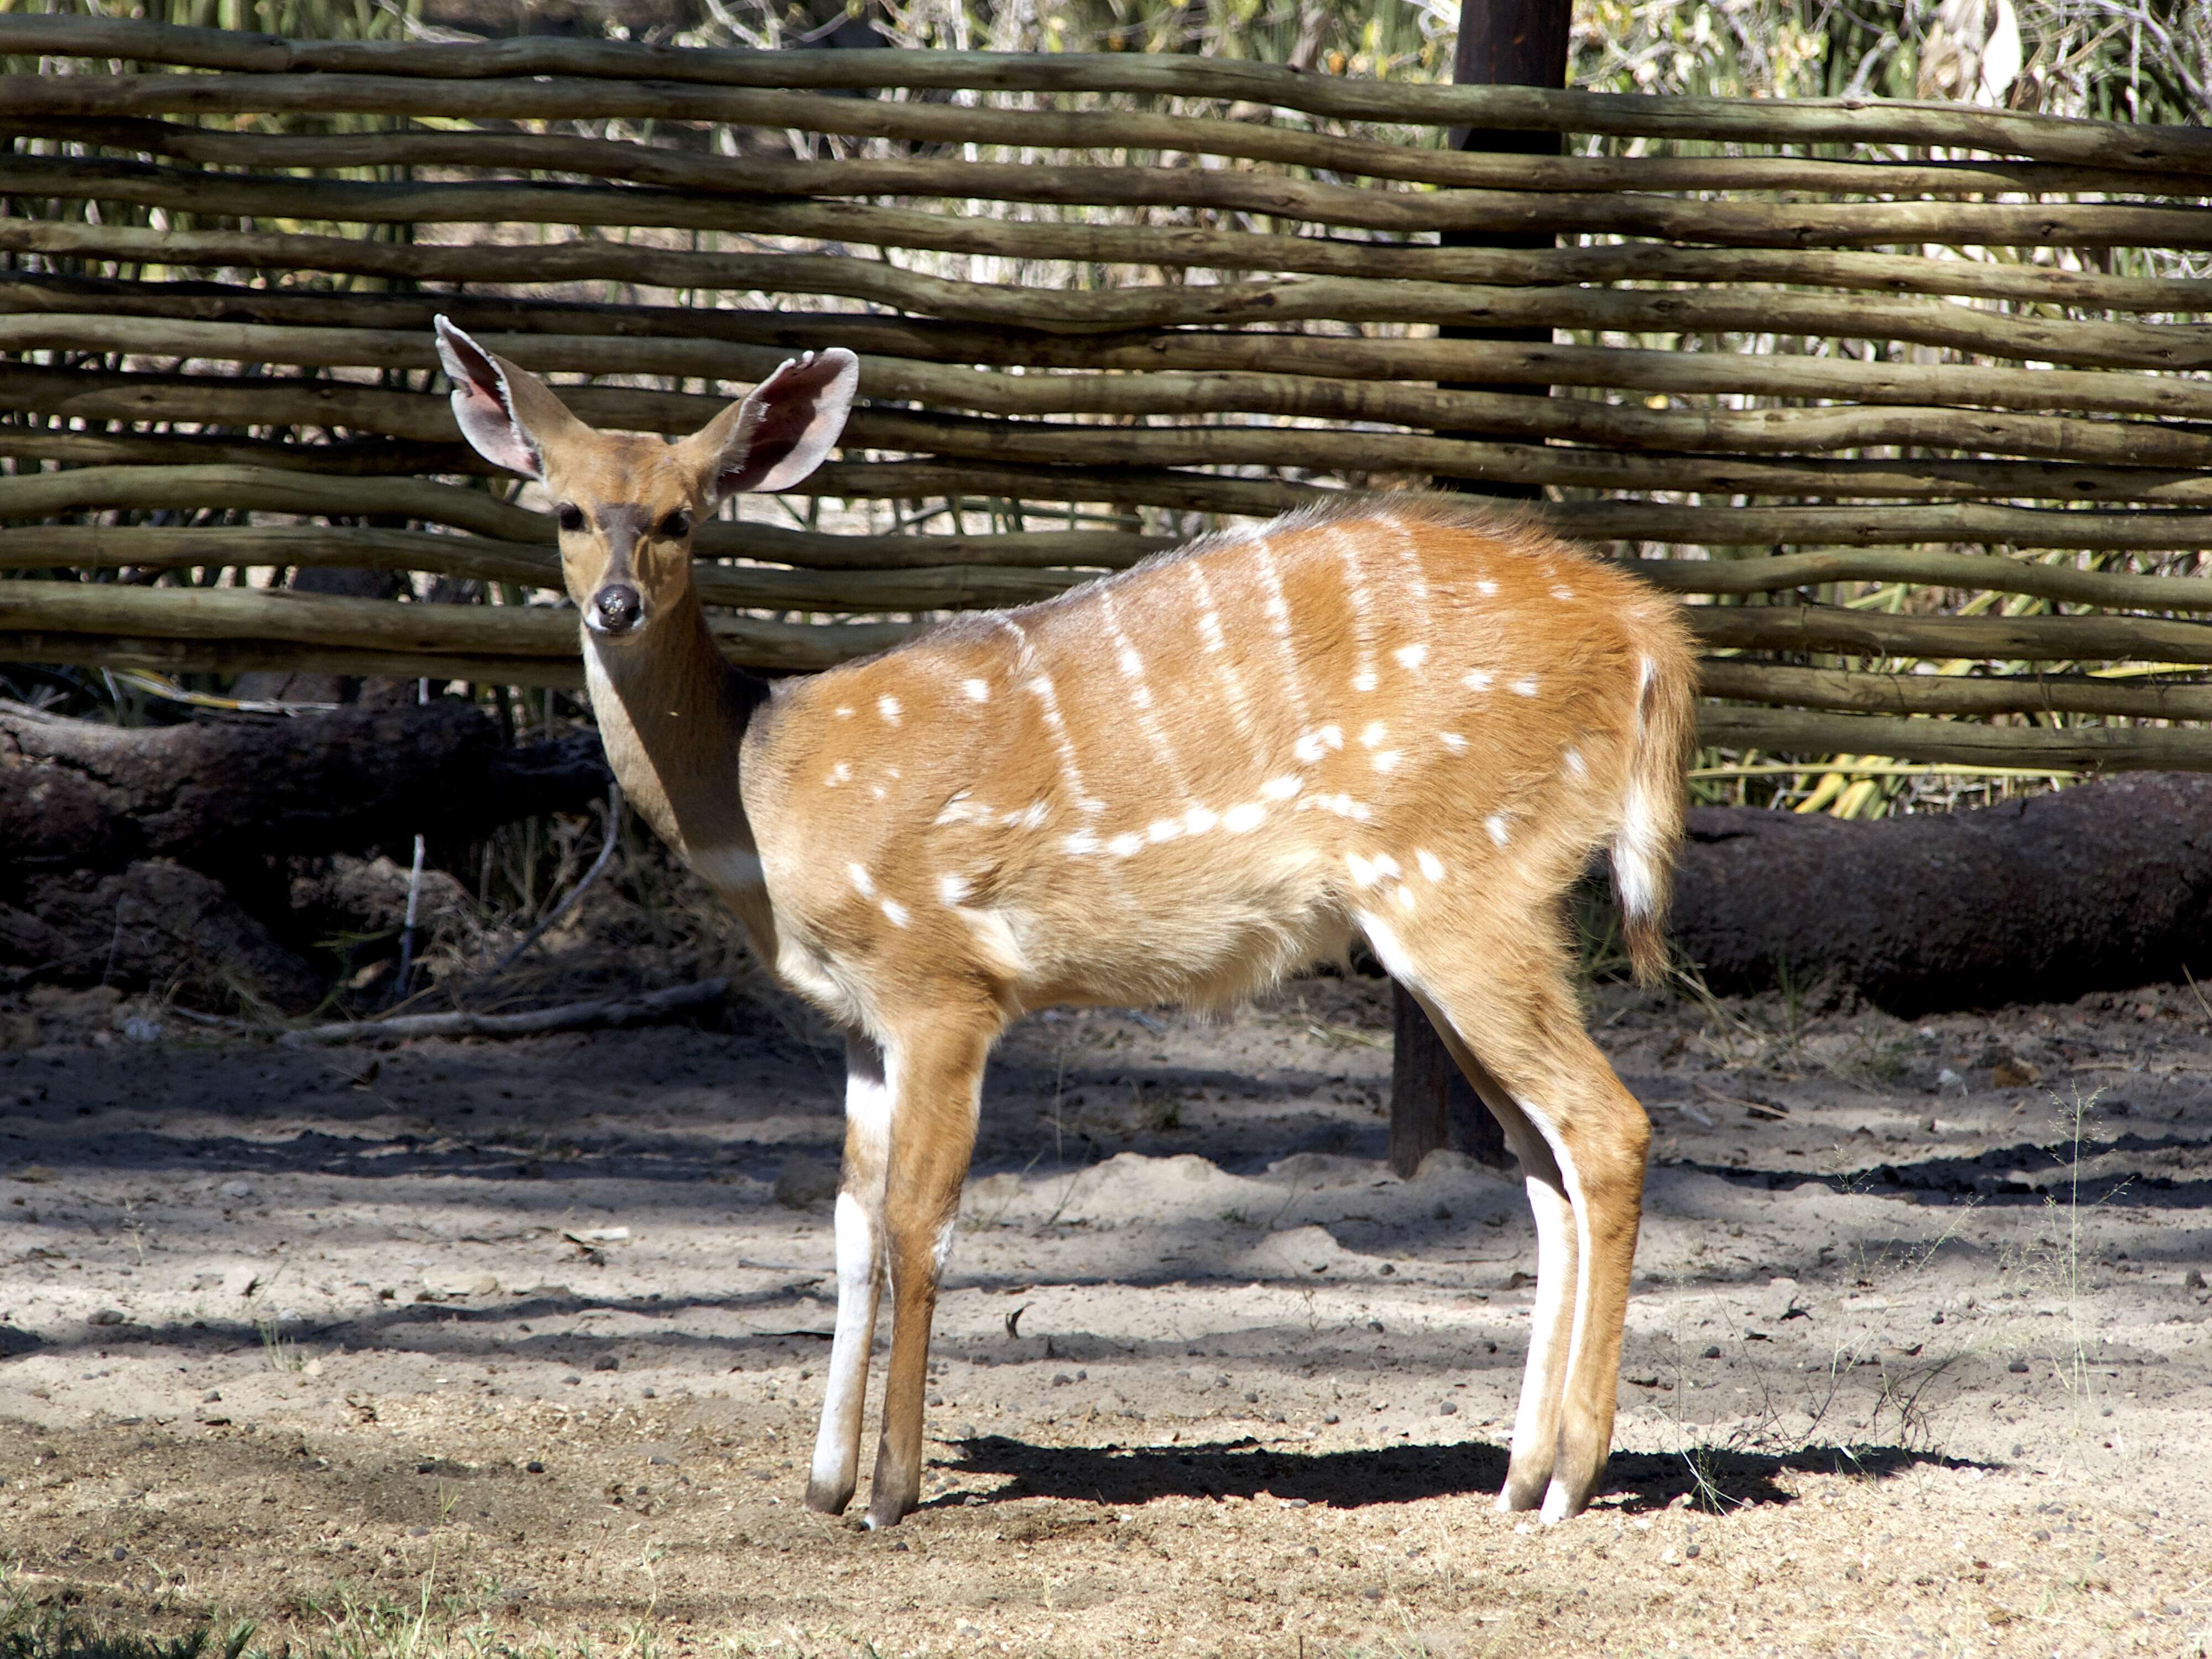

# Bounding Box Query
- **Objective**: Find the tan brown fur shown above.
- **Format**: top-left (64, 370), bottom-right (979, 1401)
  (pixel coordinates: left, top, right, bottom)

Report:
top-left (431, 319), bottom-right (1697, 1529)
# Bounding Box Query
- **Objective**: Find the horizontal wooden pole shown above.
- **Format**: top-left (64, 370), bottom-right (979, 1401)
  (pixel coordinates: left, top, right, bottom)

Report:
top-left (12, 288), bottom-right (2206, 392)
top-left (0, 425), bottom-right (475, 477)
top-left (17, 106), bottom-right (2197, 204)
top-left (1697, 706), bottom-right (2212, 769)
top-left (11, 135), bottom-right (2212, 256)
top-left (9, 16), bottom-right (2212, 175)
top-left (13, 331), bottom-right (2212, 470)
top-left (0, 630), bottom-right (587, 689)
top-left (1630, 547), bottom-right (2212, 613)
top-left (1698, 660), bottom-right (2212, 721)
top-left (0, 525), bottom-right (1098, 609)
top-left (0, 580), bottom-right (920, 670)
top-left (0, 462), bottom-right (1166, 571)
top-left (1688, 605), bottom-right (2212, 665)
top-left (1551, 500), bottom-right (2212, 552)
top-left (11, 214), bottom-right (2209, 336)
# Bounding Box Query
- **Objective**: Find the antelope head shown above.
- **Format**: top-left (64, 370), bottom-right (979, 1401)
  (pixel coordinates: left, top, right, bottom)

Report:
top-left (432, 316), bottom-right (859, 639)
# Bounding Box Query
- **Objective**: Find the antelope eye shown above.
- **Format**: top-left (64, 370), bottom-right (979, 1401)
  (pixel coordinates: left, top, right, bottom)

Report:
top-left (555, 503), bottom-right (585, 534)
top-left (656, 510), bottom-right (692, 540)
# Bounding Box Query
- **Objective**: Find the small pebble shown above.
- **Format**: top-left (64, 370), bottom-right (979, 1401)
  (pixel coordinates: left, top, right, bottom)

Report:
top-left (1438, 1401), bottom-right (1458, 1416)
top-left (594, 1354), bottom-right (619, 1372)
top-left (526, 1461), bottom-right (545, 1474)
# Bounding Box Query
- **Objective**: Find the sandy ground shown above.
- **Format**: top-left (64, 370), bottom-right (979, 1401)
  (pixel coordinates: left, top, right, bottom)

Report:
top-left (1, 964), bottom-right (2209, 1657)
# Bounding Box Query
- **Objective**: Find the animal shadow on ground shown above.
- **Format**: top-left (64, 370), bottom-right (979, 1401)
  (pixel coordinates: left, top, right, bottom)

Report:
top-left (937, 1434), bottom-right (1986, 1515)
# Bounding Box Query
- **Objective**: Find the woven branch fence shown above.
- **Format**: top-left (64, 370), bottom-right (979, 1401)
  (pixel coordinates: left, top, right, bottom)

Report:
top-left (4, 13), bottom-right (2212, 782)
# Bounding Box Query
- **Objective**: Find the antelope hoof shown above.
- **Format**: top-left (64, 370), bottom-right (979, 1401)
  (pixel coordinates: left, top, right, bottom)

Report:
top-left (861, 1494), bottom-right (915, 1531)
top-left (1496, 1464), bottom-right (1551, 1514)
top-left (1538, 1477), bottom-right (1584, 1526)
top-left (804, 1477), bottom-right (854, 1516)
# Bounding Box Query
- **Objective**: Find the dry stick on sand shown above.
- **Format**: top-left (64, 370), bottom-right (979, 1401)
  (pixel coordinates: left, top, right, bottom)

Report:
top-left (279, 977), bottom-right (730, 1047)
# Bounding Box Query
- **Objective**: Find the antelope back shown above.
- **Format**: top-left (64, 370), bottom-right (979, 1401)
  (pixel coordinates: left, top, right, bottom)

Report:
top-left (741, 495), bottom-right (1695, 1032)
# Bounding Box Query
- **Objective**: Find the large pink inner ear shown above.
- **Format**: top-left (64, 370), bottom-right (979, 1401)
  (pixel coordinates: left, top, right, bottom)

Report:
top-left (712, 348), bottom-right (859, 500)
top-left (434, 315), bottom-right (543, 479)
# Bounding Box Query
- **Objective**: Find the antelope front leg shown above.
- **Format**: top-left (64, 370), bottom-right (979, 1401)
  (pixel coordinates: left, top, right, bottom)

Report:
top-left (805, 1034), bottom-right (891, 1515)
top-left (864, 1015), bottom-right (994, 1530)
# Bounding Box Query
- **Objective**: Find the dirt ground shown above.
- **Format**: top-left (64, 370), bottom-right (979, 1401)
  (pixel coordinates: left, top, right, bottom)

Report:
top-left (2, 958), bottom-right (2209, 1658)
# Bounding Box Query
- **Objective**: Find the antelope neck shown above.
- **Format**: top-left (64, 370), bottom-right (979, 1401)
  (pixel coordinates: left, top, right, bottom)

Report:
top-left (582, 584), bottom-right (760, 864)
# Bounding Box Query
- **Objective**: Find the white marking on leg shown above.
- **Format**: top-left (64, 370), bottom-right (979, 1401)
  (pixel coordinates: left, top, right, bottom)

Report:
top-left (690, 845), bottom-right (765, 896)
top-left (809, 1188), bottom-right (882, 1499)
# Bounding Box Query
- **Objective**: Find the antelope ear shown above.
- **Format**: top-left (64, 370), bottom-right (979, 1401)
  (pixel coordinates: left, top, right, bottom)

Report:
top-left (433, 315), bottom-right (587, 480)
top-left (688, 348), bottom-right (858, 504)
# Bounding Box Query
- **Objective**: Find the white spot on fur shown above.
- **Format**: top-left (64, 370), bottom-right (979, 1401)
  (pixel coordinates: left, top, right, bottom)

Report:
top-left (848, 863), bottom-right (876, 898)
top-left (1477, 579), bottom-right (1498, 597)
top-left (1223, 803), bottom-right (1265, 833)
top-left (825, 761), bottom-right (852, 787)
top-left (1372, 854), bottom-right (1401, 880)
top-left (1565, 747), bottom-right (1587, 779)
top-left (1346, 853), bottom-right (1381, 888)
top-left (1511, 677), bottom-right (1540, 697)
top-left (1463, 670), bottom-right (1494, 692)
top-left (935, 792), bottom-right (982, 826)
top-left (877, 695), bottom-right (901, 725)
top-left (963, 678), bottom-right (990, 702)
top-left (1486, 814), bottom-right (1511, 847)
top-left (834, 705), bottom-right (854, 719)
top-left (1007, 801), bottom-right (1050, 830)
top-left (1551, 586), bottom-right (1575, 602)
top-left (1063, 829), bottom-right (1100, 856)
top-left (1260, 774), bottom-right (1303, 801)
top-left (1108, 832), bottom-right (1145, 858)
top-left (1371, 751), bottom-right (1400, 773)
top-left (938, 873), bottom-right (972, 905)
top-left (1360, 721), bottom-right (1387, 749)
top-left (1185, 806), bottom-right (1219, 836)
top-left (1352, 670), bottom-right (1378, 692)
top-left (1416, 849), bottom-right (1445, 883)
top-left (880, 899), bottom-right (910, 927)
top-left (1302, 793), bottom-right (1374, 822)
top-left (1148, 818), bottom-right (1183, 843)
top-left (1394, 643), bottom-right (1428, 671)
top-left (1438, 732), bottom-right (1467, 752)
top-left (1394, 885), bottom-right (1416, 912)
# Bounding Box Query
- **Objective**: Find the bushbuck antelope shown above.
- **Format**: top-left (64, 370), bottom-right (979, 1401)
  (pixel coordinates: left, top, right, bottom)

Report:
top-left (432, 317), bottom-right (1698, 1527)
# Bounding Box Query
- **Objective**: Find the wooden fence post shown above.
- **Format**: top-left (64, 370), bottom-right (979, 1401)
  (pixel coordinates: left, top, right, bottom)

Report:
top-left (1387, 0), bottom-right (1574, 1179)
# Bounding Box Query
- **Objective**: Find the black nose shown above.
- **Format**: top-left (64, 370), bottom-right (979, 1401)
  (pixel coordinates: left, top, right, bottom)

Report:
top-left (593, 583), bottom-right (642, 633)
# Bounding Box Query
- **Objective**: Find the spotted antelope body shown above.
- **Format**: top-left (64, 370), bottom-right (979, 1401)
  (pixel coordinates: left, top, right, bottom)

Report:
top-left (432, 317), bottom-right (1698, 1530)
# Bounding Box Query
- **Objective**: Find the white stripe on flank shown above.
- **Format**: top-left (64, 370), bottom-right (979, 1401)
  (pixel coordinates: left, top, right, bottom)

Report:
top-left (998, 617), bottom-right (1103, 816)
top-left (1249, 537), bottom-right (1313, 725)
top-left (1375, 512), bottom-right (1432, 608)
top-left (1099, 588), bottom-right (1191, 793)
top-left (1326, 526), bottom-right (1379, 695)
top-left (1183, 563), bottom-right (1259, 738)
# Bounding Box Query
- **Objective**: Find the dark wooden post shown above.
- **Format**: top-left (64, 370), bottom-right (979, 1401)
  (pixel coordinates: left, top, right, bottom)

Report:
top-left (1385, 0), bottom-right (1574, 1180)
